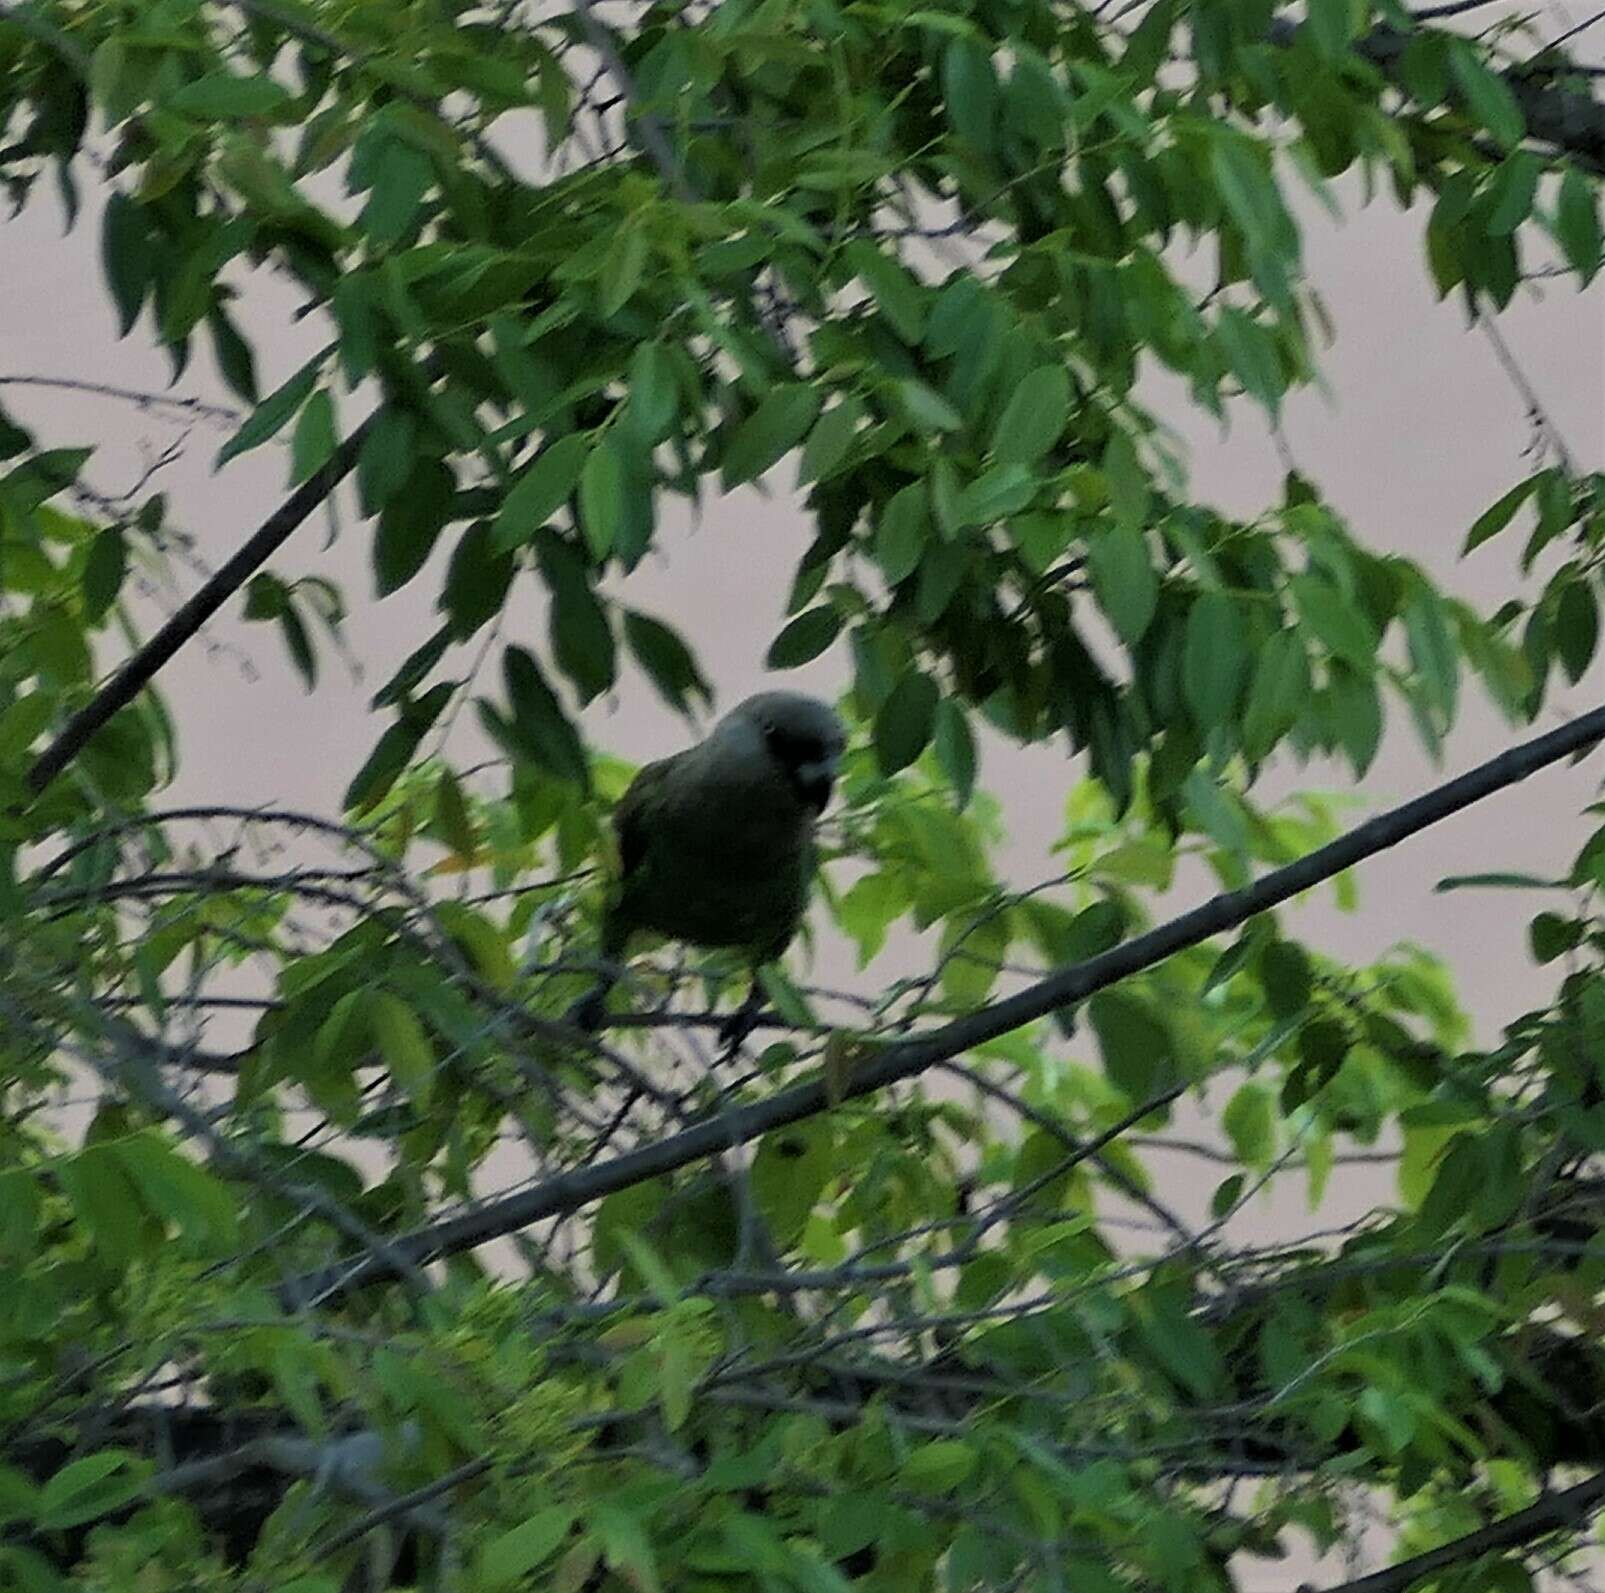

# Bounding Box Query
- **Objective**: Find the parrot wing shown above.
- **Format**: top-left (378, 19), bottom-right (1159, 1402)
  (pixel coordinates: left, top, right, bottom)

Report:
top-left (612, 754), bottom-right (677, 884)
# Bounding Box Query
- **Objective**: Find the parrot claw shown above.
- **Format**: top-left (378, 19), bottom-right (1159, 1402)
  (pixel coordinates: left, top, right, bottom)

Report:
top-left (717, 990), bottom-right (766, 1050)
top-left (565, 988), bottom-right (608, 1033)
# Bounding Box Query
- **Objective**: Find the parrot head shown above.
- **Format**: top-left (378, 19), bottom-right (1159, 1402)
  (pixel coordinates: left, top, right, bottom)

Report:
top-left (711, 692), bottom-right (845, 816)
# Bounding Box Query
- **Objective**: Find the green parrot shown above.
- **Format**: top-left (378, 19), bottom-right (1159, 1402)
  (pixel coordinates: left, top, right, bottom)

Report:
top-left (567, 691), bottom-right (845, 1042)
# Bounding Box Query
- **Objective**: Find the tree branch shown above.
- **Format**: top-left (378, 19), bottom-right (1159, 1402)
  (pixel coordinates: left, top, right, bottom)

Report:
top-left (1302, 1468), bottom-right (1605, 1593)
top-left (1269, 12), bottom-right (1605, 170)
top-left (290, 698), bottom-right (1605, 1304)
top-left (25, 420), bottom-right (373, 795)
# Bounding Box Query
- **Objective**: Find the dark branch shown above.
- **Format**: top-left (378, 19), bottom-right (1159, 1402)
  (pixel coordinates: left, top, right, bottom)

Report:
top-left (25, 420), bottom-right (373, 795)
top-left (290, 698), bottom-right (1605, 1303)
top-left (1268, 12), bottom-right (1605, 170)
top-left (1302, 1468), bottom-right (1605, 1593)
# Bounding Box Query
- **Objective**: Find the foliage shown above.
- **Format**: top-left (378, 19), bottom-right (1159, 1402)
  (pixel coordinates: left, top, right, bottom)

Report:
top-left (0, 0), bottom-right (1604, 1589)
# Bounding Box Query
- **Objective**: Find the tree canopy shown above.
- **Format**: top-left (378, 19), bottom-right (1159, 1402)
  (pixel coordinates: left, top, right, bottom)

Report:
top-left (2, 0), bottom-right (1605, 1589)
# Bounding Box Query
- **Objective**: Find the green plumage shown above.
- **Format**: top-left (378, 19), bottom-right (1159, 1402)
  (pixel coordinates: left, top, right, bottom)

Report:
top-left (603, 752), bottom-right (813, 964)
top-left (566, 691), bottom-right (844, 1038)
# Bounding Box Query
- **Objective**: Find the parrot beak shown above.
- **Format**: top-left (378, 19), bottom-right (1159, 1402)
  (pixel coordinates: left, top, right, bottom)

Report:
top-left (793, 756), bottom-right (838, 815)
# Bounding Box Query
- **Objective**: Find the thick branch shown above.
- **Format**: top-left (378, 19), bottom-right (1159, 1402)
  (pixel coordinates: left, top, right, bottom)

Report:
top-left (1269, 13), bottom-right (1605, 169)
top-left (25, 420), bottom-right (373, 795)
top-left (1303, 1468), bottom-right (1605, 1593)
top-left (291, 699), bottom-right (1605, 1304)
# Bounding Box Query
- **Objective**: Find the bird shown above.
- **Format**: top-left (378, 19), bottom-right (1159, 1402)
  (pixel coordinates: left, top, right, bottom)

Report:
top-left (566, 691), bottom-right (845, 1044)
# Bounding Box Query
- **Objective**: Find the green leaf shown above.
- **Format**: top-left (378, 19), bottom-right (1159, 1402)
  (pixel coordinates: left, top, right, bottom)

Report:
top-left (215, 351), bottom-right (324, 467)
top-left (434, 767), bottom-right (476, 857)
top-left (1557, 165), bottom-right (1603, 282)
top-left (599, 224), bottom-right (648, 317)
top-left (1089, 990), bottom-right (1174, 1100)
top-left (1012, 511), bottom-right (1075, 574)
top-left (358, 137), bottom-right (433, 246)
top-left (873, 671), bottom-right (939, 775)
top-left (989, 365), bottom-right (1070, 467)
top-left (1210, 133), bottom-right (1297, 306)
top-left (942, 37), bottom-right (997, 155)
top-left (955, 462), bottom-right (1035, 526)
top-left (344, 682), bottom-right (451, 811)
top-left (478, 1507), bottom-right (578, 1590)
top-left (101, 191), bottom-right (153, 337)
top-left (539, 541), bottom-right (615, 703)
top-left (314, 988), bottom-right (370, 1078)
top-left (81, 527), bottom-right (127, 621)
top-left (1447, 39), bottom-right (1524, 148)
top-left (625, 342), bottom-right (678, 442)
top-left (441, 519), bottom-right (515, 639)
top-left (836, 871), bottom-right (906, 967)
top-left (1290, 574), bottom-right (1376, 668)
top-left (289, 387), bottom-right (337, 484)
top-left (1485, 150), bottom-right (1541, 236)
top-left (767, 607), bottom-right (842, 669)
top-left (902, 1439), bottom-right (977, 1494)
top-left (940, 908), bottom-right (1009, 1006)
top-left (1530, 910), bottom-right (1583, 963)
top-left (371, 991), bottom-right (435, 1107)
top-left (1328, 665), bottom-right (1382, 776)
top-left (500, 645), bottom-right (590, 788)
top-left (1556, 578), bottom-right (1598, 685)
top-left (624, 610), bottom-right (711, 715)
top-left (934, 697), bottom-right (977, 809)
top-left (752, 1119), bottom-right (834, 1244)
top-left (874, 480), bottom-right (929, 584)
top-left (578, 436), bottom-right (624, 560)
top-left (0, 694), bottom-right (56, 763)
top-left (493, 432), bottom-right (589, 551)
top-left (374, 456), bottom-right (454, 596)
top-left (1210, 1172), bottom-right (1246, 1220)
top-left (1462, 474), bottom-right (1539, 554)
top-left (844, 240), bottom-right (926, 343)
top-left (1087, 526), bottom-right (1157, 646)
top-left (799, 397), bottom-right (865, 484)
top-left (1242, 629), bottom-right (1312, 760)
top-left (355, 405), bottom-right (416, 516)
top-left (890, 378), bottom-right (963, 434)
top-left (1259, 939), bottom-right (1313, 1019)
top-left (1436, 872), bottom-right (1558, 892)
top-left (435, 901), bottom-right (516, 990)
top-left (722, 385), bottom-right (822, 488)
top-left (1184, 767), bottom-right (1249, 856)
top-left (1137, 1286), bottom-right (1226, 1398)
top-left (1215, 307), bottom-right (1285, 415)
top-left (916, 538), bottom-right (968, 623)
top-left (57, 1147), bottom-right (152, 1266)
top-left (592, 1505), bottom-right (661, 1593)
top-left (170, 71), bottom-right (292, 118)
top-left (208, 307), bottom-right (258, 402)
top-left (1304, 0), bottom-right (1359, 59)
top-left (1223, 1081), bottom-right (1276, 1168)
top-left (112, 1133), bottom-right (239, 1252)
top-left (1183, 593), bottom-right (1248, 731)
top-left (37, 1452), bottom-right (144, 1530)
top-left (1404, 588), bottom-right (1459, 722)
top-left (1103, 428), bottom-right (1150, 531)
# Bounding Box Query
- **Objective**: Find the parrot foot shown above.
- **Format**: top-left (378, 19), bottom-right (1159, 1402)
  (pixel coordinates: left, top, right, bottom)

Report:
top-left (716, 988), bottom-right (766, 1050)
top-left (565, 987), bottom-right (608, 1033)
